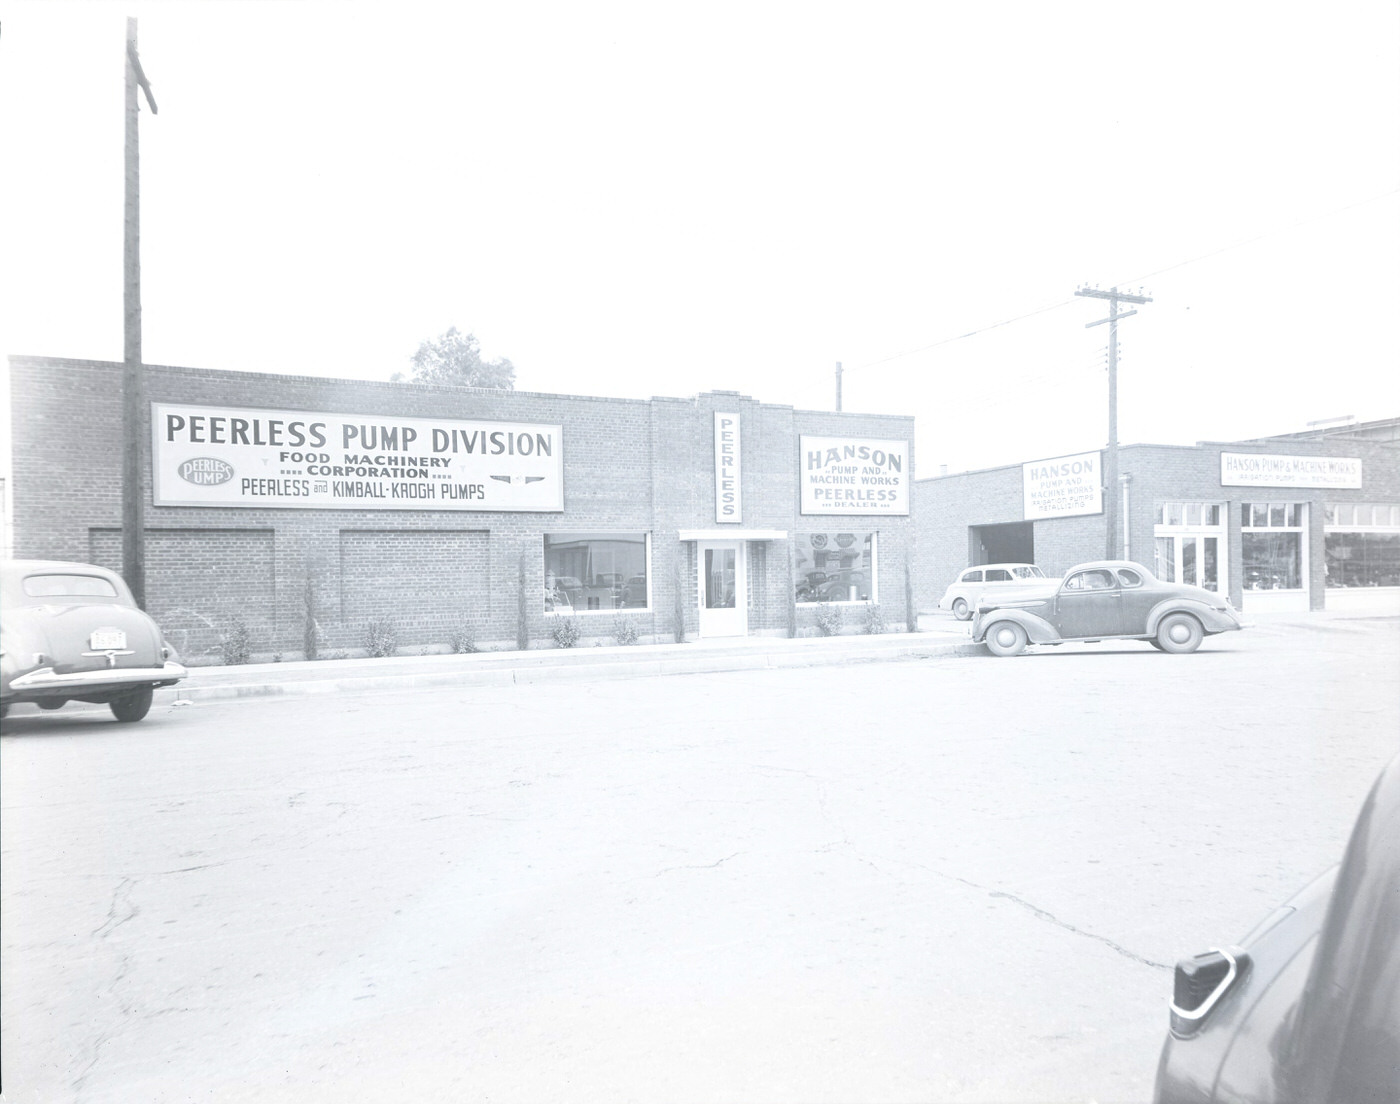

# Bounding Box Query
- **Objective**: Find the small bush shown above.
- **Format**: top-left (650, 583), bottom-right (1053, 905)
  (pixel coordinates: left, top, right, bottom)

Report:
top-left (612, 616), bottom-right (639, 646)
top-left (550, 615), bottom-right (581, 649)
top-left (863, 602), bottom-right (887, 635)
top-left (449, 624), bottom-right (479, 654)
top-left (814, 602), bottom-right (843, 637)
top-left (216, 618), bottom-right (253, 665)
top-left (364, 617), bottom-right (399, 658)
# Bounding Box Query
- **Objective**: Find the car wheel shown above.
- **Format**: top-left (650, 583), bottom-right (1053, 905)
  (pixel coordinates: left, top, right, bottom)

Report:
top-left (1156, 613), bottom-right (1204, 654)
top-left (110, 686), bottom-right (154, 723)
top-left (1148, 639), bottom-right (1166, 651)
top-left (952, 598), bottom-right (971, 620)
top-left (984, 620), bottom-right (1028, 657)
top-left (37, 699), bottom-right (67, 711)
top-left (0, 703), bottom-right (9, 719)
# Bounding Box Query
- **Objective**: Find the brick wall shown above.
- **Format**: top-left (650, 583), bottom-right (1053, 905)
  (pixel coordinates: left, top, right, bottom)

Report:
top-left (10, 357), bottom-right (917, 652)
top-left (915, 438), bottom-right (1400, 612)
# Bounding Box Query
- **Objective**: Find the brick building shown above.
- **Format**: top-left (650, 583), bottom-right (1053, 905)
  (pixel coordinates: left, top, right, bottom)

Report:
top-left (915, 422), bottom-right (1400, 614)
top-left (7, 356), bottom-right (916, 661)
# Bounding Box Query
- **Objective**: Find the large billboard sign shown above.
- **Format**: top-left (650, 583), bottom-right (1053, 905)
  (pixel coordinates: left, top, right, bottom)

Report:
top-left (152, 403), bottom-right (564, 511)
top-left (1220, 452), bottom-right (1362, 489)
top-left (1022, 450), bottom-right (1103, 520)
top-left (800, 436), bottom-right (910, 516)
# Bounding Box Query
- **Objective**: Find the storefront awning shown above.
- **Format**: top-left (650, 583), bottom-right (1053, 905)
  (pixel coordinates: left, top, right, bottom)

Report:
top-left (677, 529), bottom-right (787, 541)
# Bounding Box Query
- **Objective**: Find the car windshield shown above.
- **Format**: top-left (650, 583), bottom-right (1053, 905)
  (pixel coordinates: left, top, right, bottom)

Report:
top-left (22, 573), bottom-right (121, 599)
top-left (1012, 566), bottom-right (1045, 579)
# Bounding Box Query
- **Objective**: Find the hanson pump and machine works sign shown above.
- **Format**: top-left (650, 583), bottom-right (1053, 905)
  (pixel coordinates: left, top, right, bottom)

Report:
top-left (800, 436), bottom-right (909, 516)
top-left (152, 403), bottom-right (564, 511)
top-left (1220, 452), bottom-right (1363, 489)
top-left (1023, 450), bottom-right (1103, 520)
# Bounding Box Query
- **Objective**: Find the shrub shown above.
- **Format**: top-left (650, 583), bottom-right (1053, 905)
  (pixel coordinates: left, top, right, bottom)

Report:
top-left (550, 615), bottom-right (581, 649)
top-left (814, 602), bottom-right (843, 637)
top-left (303, 563), bottom-right (323, 662)
top-left (863, 602), bottom-right (887, 635)
top-left (449, 623), bottom-right (479, 654)
top-left (216, 618), bottom-right (253, 665)
top-left (364, 617), bottom-right (399, 658)
top-left (612, 616), bottom-right (639, 646)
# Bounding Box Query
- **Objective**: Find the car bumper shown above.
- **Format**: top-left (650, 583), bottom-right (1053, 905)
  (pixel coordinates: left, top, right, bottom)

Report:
top-left (6, 661), bottom-right (188, 697)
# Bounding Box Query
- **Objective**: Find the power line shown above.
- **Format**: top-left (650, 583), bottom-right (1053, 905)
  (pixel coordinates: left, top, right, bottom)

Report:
top-left (845, 185), bottom-right (1399, 374)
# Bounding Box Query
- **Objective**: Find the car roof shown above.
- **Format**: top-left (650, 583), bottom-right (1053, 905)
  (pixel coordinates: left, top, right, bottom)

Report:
top-left (4, 559), bottom-right (125, 578)
top-left (1067, 560), bottom-right (1154, 573)
top-left (969, 562), bottom-right (1037, 570)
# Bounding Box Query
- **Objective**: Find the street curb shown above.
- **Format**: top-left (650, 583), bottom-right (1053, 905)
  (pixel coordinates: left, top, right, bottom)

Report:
top-left (156, 638), bottom-right (983, 703)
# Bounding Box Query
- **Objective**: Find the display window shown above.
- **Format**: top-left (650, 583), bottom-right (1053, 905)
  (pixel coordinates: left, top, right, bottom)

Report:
top-left (793, 531), bottom-right (875, 604)
top-left (1324, 502), bottom-right (1400, 588)
top-left (1240, 502), bottom-right (1305, 591)
top-left (544, 533), bottom-right (649, 612)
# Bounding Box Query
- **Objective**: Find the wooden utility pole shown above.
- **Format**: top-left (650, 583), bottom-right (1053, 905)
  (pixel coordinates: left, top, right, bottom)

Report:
top-left (1075, 285), bottom-right (1151, 560)
top-left (123, 18), bottom-right (157, 607)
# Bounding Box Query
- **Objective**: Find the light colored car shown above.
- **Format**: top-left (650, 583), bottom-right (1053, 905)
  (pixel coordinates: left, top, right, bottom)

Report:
top-left (970, 560), bottom-right (1243, 656)
top-left (938, 562), bottom-right (1047, 620)
top-left (1, 559), bottom-right (186, 722)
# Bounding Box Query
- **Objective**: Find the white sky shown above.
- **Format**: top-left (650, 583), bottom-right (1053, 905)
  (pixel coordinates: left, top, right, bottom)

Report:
top-left (3, 1), bottom-right (1398, 476)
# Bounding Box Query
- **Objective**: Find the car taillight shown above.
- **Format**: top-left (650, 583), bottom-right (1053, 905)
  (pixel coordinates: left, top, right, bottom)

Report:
top-left (1170, 946), bottom-right (1249, 1035)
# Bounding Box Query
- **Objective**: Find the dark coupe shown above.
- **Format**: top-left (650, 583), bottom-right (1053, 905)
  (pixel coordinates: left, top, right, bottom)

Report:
top-left (1, 560), bottom-right (186, 722)
top-left (970, 560), bottom-right (1243, 656)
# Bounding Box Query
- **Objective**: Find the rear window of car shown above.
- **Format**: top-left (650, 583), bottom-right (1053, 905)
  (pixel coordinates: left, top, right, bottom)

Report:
top-left (1116, 568), bottom-right (1144, 587)
top-left (22, 574), bottom-right (120, 598)
top-left (1012, 566), bottom-right (1045, 579)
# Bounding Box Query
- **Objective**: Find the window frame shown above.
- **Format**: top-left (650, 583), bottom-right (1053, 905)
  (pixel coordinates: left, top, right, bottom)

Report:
top-left (543, 531), bottom-right (652, 615)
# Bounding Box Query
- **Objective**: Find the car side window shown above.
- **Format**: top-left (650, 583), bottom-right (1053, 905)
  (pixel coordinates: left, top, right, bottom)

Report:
top-left (963, 570), bottom-right (983, 583)
top-left (985, 568), bottom-right (1012, 582)
top-left (1066, 570), bottom-right (1115, 591)
top-left (1116, 568), bottom-right (1144, 588)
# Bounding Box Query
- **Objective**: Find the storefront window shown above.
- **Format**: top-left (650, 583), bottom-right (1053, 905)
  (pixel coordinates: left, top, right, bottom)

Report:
top-left (544, 533), bottom-right (648, 612)
top-left (793, 531), bottom-right (875, 604)
top-left (1324, 502), bottom-right (1400, 588)
top-left (1241, 502), bottom-right (1305, 591)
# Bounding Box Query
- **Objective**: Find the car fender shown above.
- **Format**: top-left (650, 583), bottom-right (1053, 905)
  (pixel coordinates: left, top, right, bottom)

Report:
top-left (973, 608), bottom-right (1061, 644)
top-left (1146, 599), bottom-right (1238, 637)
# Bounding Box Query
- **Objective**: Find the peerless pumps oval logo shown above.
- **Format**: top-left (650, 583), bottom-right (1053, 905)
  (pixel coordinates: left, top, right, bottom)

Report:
top-left (177, 457), bottom-right (235, 486)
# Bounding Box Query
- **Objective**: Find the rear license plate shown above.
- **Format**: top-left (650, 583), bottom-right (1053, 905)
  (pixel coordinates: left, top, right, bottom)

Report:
top-left (90, 629), bottom-right (127, 650)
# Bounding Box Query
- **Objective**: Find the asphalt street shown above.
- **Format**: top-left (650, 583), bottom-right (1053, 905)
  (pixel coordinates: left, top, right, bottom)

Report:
top-left (2, 616), bottom-right (1397, 1103)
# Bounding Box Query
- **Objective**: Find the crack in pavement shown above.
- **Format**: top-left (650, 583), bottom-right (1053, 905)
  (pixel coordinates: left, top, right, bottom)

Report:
top-left (656, 851), bottom-right (745, 876)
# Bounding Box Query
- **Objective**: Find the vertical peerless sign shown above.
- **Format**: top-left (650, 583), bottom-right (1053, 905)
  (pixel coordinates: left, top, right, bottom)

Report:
top-left (714, 412), bottom-right (741, 522)
top-left (800, 436), bottom-right (909, 515)
top-left (1023, 450), bottom-right (1103, 519)
top-left (152, 403), bottom-right (564, 511)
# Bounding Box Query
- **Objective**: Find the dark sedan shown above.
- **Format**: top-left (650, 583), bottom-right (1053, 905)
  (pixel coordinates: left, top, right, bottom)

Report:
top-left (970, 560), bottom-right (1243, 656)
top-left (1, 560), bottom-right (186, 722)
top-left (1154, 755), bottom-right (1399, 1102)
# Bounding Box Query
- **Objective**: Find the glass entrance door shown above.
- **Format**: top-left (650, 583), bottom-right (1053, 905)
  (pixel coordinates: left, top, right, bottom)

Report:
top-left (697, 542), bottom-right (746, 637)
top-left (1154, 534), bottom-right (1222, 592)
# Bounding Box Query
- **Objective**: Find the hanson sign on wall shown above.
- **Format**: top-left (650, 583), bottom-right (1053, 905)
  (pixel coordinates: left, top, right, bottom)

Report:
top-left (1022, 450), bottom-right (1103, 520)
top-left (800, 436), bottom-right (909, 516)
top-left (152, 403), bottom-right (565, 511)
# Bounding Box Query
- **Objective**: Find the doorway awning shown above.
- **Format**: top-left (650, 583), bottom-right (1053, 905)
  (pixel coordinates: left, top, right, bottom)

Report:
top-left (677, 529), bottom-right (787, 541)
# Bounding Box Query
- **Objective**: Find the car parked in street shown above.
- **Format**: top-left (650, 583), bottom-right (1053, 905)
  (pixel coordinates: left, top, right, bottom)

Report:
top-left (1153, 754), bottom-right (1399, 1102)
top-left (970, 560), bottom-right (1242, 656)
top-left (1, 560), bottom-right (186, 722)
top-left (939, 562), bottom-right (1048, 620)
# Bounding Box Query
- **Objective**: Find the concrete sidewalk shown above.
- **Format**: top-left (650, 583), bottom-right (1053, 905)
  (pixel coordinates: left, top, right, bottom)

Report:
top-left (162, 619), bottom-right (981, 704)
top-left (157, 606), bottom-right (1395, 705)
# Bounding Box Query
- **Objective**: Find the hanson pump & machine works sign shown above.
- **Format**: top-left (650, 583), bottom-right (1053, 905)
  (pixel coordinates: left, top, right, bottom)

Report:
top-left (800, 436), bottom-right (909, 516)
top-left (1220, 452), bottom-right (1363, 489)
top-left (152, 403), bottom-right (565, 511)
top-left (1022, 450), bottom-right (1103, 520)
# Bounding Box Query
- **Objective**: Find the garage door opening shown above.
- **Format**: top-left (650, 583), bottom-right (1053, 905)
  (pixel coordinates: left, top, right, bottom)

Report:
top-left (969, 521), bottom-right (1034, 566)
